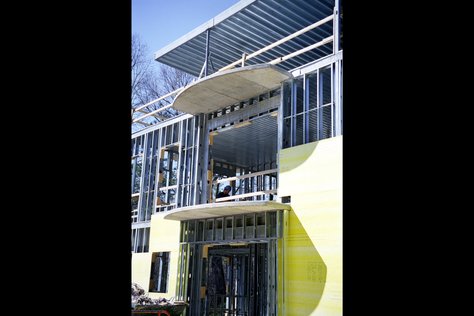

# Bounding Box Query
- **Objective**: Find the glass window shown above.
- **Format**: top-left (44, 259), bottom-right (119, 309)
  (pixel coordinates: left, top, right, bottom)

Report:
top-left (149, 252), bottom-right (170, 293)
top-left (320, 66), bottom-right (332, 106)
top-left (281, 62), bottom-right (338, 149)
top-left (295, 78), bottom-right (304, 114)
top-left (282, 82), bottom-right (291, 118)
top-left (308, 73), bottom-right (318, 110)
top-left (132, 227), bottom-right (150, 253)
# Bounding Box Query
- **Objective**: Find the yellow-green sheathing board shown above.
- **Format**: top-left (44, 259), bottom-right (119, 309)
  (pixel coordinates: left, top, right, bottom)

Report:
top-left (131, 213), bottom-right (181, 300)
top-left (131, 252), bottom-right (152, 293)
top-left (279, 136), bottom-right (342, 315)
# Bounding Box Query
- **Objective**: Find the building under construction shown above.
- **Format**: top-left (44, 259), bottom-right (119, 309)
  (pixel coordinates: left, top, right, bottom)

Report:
top-left (131, 0), bottom-right (342, 315)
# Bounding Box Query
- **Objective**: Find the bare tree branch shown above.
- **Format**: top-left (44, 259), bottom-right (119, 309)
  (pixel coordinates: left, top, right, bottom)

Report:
top-left (132, 34), bottom-right (196, 130)
top-left (131, 34), bottom-right (153, 109)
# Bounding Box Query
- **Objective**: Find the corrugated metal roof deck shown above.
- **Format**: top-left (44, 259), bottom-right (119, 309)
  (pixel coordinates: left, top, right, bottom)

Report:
top-left (154, 0), bottom-right (336, 77)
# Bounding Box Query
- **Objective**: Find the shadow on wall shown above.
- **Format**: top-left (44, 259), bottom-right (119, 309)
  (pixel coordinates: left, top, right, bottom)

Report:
top-left (286, 211), bottom-right (327, 315)
top-left (279, 142), bottom-right (319, 174)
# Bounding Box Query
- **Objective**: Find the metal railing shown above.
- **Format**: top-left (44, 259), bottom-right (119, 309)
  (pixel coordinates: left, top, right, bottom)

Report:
top-left (214, 168), bottom-right (278, 203)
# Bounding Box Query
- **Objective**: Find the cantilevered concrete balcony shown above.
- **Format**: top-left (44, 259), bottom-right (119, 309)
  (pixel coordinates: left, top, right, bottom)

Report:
top-left (172, 63), bottom-right (292, 115)
top-left (163, 200), bottom-right (291, 221)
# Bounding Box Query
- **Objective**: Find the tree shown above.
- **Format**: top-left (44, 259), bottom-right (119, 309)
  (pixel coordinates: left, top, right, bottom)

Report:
top-left (131, 33), bottom-right (195, 131)
top-left (131, 33), bottom-right (152, 109)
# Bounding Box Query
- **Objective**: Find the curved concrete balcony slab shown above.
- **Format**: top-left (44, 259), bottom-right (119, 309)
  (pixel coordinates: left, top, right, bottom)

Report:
top-left (163, 200), bottom-right (291, 221)
top-left (173, 64), bottom-right (292, 115)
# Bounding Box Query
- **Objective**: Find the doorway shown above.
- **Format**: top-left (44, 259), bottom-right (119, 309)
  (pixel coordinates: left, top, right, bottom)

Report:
top-left (204, 243), bottom-right (269, 316)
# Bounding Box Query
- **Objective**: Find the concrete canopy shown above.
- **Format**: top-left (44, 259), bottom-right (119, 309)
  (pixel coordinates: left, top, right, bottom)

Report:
top-left (172, 63), bottom-right (292, 115)
top-left (163, 200), bottom-right (291, 221)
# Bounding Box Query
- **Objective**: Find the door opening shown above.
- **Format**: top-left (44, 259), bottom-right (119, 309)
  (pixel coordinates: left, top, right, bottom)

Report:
top-left (204, 243), bottom-right (268, 316)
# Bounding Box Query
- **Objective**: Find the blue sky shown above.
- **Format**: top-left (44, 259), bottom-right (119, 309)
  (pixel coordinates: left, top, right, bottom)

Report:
top-left (132, 0), bottom-right (240, 60)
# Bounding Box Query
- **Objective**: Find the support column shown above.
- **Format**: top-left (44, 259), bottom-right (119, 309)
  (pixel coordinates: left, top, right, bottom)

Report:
top-left (333, 0), bottom-right (340, 53)
top-left (204, 29), bottom-right (211, 77)
top-left (198, 114), bottom-right (210, 204)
